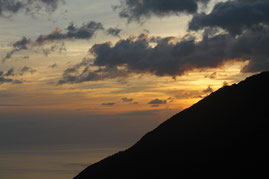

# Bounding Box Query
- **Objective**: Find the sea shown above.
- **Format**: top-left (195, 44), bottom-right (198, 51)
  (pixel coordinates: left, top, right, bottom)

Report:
top-left (0, 145), bottom-right (125, 179)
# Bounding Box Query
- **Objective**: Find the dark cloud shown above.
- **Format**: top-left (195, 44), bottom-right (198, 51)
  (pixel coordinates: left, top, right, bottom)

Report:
top-left (0, 69), bottom-right (22, 85)
top-left (29, 21), bottom-right (118, 46)
top-left (36, 21), bottom-right (104, 45)
top-left (59, 26), bottom-right (269, 84)
top-left (189, 0), bottom-right (269, 35)
top-left (2, 37), bottom-right (31, 62)
top-left (20, 66), bottom-right (36, 75)
top-left (0, 0), bottom-right (23, 16)
top-left (0, 0), bottom-right (64, 17)
top-left (101, 102), bottom-right (116, 106)
top-left (0, 76), bottom-right (13, 84)
top-left (121, 97), bottom-right (133, 102)
top-left (42, 42), bottom-right (66, 56)
top-left (148, 99), bottom-right (167, 105)
top-left (203, 85), bottom-right (213, 94)
top-left (115, 0), bottom-right (210, 22)
top-left (13, 36), bottom-right (30, 49)
top-left (39, 22), bottom-right (102, 43)
top-left (5, 68), bottom-right (15, 76)
top-left (2, 38), bottom-right (66, 62)
top-left (39, 0), bottom-right (64, 11)
top-left (106, 27), bottom-right (122, 37)
top-left (0, 66), bottom-right (35, 79)
top-left (58, 58), bottom-right (130, 84)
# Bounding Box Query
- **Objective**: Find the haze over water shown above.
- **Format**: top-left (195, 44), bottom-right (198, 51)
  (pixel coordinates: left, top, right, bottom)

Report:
top-left (0, 145), bottom-right (124, 179)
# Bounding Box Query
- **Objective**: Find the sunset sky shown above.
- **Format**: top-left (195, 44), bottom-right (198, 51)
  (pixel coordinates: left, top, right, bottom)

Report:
top-left (1, 0), bottom-right (268, 178)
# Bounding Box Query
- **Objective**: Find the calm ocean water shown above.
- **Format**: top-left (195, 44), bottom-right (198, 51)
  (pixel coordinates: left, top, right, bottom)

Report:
top-left (0, 145), bottom-right (125, 179)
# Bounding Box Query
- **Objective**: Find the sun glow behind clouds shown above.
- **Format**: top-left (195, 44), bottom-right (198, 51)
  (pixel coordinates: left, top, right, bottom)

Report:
top-left (0, 60), bottom-right (249, 116)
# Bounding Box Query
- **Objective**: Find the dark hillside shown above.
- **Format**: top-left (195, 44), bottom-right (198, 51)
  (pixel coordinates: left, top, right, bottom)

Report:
top-left (75, 72), bottom-right (269, 178)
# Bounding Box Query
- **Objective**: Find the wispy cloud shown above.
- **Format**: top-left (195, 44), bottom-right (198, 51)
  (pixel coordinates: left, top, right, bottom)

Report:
top-left (148, 99), bottom-right (167, 105)
top-left (101, 102), bottom-right (116, 106)
top-left (2, 22), bottom-right (122, 62)
top-left (121, 97), bottom-right (133, 102)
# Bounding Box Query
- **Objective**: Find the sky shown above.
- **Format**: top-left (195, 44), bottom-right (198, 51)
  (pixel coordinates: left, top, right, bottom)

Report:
top-left (0, 0), bottom-right (264, 146)
top-left (1, 0), bottom-right (269, 177)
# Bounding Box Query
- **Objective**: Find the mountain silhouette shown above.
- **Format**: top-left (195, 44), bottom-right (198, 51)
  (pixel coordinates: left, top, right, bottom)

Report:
top-left (74, 72), bottom-right (269, 178)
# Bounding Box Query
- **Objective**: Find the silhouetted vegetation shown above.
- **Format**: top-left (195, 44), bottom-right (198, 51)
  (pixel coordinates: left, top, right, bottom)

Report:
top-left (75, 72), bottom-right (269, 178)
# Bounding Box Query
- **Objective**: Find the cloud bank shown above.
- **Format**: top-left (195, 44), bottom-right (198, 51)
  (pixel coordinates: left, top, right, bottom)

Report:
top-left (59, 27), bottom-right (269, 84)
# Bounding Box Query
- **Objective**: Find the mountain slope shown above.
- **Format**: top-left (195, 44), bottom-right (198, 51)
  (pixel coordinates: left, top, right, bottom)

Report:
top-left (75, 72), bottom-right (269, 178)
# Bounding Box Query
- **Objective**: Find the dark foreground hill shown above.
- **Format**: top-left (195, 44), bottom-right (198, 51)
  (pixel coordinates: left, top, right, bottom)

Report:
top-left (75, 72), bottom-right (269, 178)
